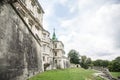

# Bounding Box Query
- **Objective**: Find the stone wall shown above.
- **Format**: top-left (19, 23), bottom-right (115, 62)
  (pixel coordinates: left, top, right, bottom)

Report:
top-left (0, 3), bottom-right (42, 80)
top-left (0, 0), bottom-right (17, 4)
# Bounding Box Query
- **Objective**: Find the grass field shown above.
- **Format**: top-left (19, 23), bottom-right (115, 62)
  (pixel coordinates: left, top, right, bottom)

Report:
top-left (111, 72), bottom-right (120, 78)
top-left (29, 68), bottom-right (104, 80)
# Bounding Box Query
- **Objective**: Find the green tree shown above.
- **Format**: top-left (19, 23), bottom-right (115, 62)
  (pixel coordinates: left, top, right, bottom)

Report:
top-left (102, 60), bottom-right (110, 67)
top-left (115, 56), bottom-right (120, 61)
top-left (93, 59), bottom-right (109, 68)
top-left (68, 49), bottom-right (80, 64)
top-left (80, 56), bottom-right (92, 69)
top-left (108, 56), bottom-right (120, 72)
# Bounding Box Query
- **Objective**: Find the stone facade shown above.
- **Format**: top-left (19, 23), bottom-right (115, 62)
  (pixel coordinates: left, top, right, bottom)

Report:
top-left (42, 30), bottom-right (70, 70)
top-left (41, 30), bottom-right (53, 70)
top-left (52, 41), bottom-right (66, 69)
top-left (0, 0), bottom-right (69, 80)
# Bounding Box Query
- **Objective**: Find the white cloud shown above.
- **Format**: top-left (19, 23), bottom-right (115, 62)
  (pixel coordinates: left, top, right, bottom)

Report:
top-left (59, 1), bottom-right (120, 60)
top-left (59, 0), bottom-right (68, 5)
top-left (39, 0), bottom-right (120, 60)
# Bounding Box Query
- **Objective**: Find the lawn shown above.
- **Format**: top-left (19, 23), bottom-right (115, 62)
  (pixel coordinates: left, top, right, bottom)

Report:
top-left (29, 68), bottom-right (104, 80)
top-left (111, 72), bottom-right (120, 78)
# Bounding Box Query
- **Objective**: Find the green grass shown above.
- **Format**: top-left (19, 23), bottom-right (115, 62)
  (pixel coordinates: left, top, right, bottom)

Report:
top-left (111, 72), bottom-right (120, 78)
top-left (95, 76), bottom-right (106, 80)
top-left (29, 68), bottom-right (104, 80)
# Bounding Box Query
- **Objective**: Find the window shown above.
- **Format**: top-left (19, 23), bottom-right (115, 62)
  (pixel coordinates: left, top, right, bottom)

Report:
top-left (43, 56), bottom-right (45, 61)
top-left (31, 0), bottom-right (36, 6)
top-left (55, 44), bottom-right (57, 48)
top-left (37, 8), bottom-right (41, 14)
top-left (55, 60), bottom-right (57, 63)
top-left (28, 19), bottom-right (34, 27)
top-left (35, 25), bottom-right (40, 30)
top-left (55, 52), bottom-right (57, 56)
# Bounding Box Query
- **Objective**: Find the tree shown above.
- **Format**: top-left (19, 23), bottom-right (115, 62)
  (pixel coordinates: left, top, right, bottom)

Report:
top-left (68, 49), bottom-right (80, 64)
top-left (80, 56), bottom-right (92, 69)
top-left (93, 59), bottom-right (109, 68)
top-left (102, 60), bottom-right (110, 67)
top-left (115, 56), bottom-right (120, 61)
top-left (108, 56), bottom-right (120, 72)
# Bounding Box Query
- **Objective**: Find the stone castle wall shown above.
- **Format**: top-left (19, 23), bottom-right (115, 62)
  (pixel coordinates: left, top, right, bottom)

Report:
top-left (0, 1), bottom-right (70, 80)
top-left (0, 3), bottom-right (42, 80)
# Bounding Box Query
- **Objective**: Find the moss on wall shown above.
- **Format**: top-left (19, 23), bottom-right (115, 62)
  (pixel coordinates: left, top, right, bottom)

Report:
top-left (0, 3), bottom-right (41, 80)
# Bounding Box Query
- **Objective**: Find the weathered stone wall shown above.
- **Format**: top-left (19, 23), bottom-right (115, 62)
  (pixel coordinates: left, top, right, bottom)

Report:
top-left (0, 0), bottom-right (17, 4)
top-left (0, 3), bottom-right (42, 80)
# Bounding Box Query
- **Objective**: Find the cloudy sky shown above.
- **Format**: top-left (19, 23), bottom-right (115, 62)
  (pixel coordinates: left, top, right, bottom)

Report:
top-left (39, 0), bottom-right (120, 60)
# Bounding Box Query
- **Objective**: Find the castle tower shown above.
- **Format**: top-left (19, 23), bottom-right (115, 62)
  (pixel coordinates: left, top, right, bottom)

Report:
top-left (51, 29), bottom-right (66, 69)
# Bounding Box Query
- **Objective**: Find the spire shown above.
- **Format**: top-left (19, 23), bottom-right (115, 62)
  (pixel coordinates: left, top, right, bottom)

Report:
top-left (52, 28), bottom-right (57, 41)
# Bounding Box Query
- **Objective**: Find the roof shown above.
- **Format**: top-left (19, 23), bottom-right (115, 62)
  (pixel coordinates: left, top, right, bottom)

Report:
top-left (52, 28), bottom-right (58, 41)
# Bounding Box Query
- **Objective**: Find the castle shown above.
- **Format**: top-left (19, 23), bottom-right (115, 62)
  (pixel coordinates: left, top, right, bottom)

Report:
top-left (0, 0), bottom-right (69, 80)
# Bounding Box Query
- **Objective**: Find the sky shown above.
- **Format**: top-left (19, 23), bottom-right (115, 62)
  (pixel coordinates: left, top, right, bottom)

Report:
top-left (38, 0), bottom-right (120, 60)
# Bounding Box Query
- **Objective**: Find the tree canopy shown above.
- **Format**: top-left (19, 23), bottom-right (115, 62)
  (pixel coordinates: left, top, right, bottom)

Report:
top-left (93, 56), bottom-right (120, 72)
top-left (93, 59), bottom-right (110, 68)
top-left (108, 56), bottom-right (120, 72)
top-left (68, 49), bottom-right (80, 64)
top-left (68, 49), bottom-right (120, 72)
top-left (80, 56), bottom-right (92, 69)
